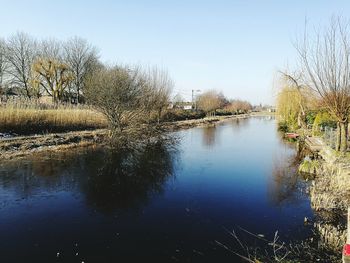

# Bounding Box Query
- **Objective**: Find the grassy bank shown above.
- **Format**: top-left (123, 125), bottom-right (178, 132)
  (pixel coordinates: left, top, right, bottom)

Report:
top-left (0, 99), bottom-right (108, 135)
top-left (0, 99), bottom-right (244, 136)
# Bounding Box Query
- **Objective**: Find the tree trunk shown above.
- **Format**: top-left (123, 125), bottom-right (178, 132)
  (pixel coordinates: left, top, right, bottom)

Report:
top-left (157, 108), bottom-right (162, 124)
top-left (340, 121), bottom-right (348, 152)
top-left (336, 122), bottom-right (341, 151)
top-left (77, 86), bottom-right (80, 104)
top-left (297, 111), bottom-right (306, 129)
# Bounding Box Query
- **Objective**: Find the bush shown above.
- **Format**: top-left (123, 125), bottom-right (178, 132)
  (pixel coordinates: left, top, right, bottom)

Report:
top-left (277, 121), bottom-right (289, 132)
top-left (312, 112), bottom-right (337, 136)
top-left (306, 111), bottom-right (317, 126)
top-left (215, 109), bottom-right (235, 116)
top-left (162, 109), bottom-right (206, 122)
top-left (299, 158), bottom-right (320, 174)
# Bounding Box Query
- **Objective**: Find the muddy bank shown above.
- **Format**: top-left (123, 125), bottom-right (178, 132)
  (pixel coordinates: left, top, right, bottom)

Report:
top-left (0, 129), bottom-right (107, 160)
top-left (0, 114), bottom-right (250, 160)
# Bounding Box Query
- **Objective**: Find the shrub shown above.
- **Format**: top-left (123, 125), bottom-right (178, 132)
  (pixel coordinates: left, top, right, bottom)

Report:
top-left (306, 111), bottom-right (317, 126)
top-left (162, 109), bottom-right (205, 122)
top-left (215, 109), bottom-right (234, 116)
top-left (312, 112), bottom-right (337, 136)
top-left (277, 121), bottom-right (289, 132)
top-left (299, 158), bottom-right (320, 174)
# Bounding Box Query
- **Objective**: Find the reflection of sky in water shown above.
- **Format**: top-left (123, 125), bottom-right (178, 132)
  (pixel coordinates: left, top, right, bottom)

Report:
top-left (0, 117), bottom-right (313, 263)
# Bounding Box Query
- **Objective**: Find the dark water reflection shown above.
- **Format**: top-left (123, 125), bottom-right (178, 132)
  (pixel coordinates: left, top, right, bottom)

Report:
top-left (0, 117), bottom-right (313, 263)
top-left (0, 143), bottom-right (176, 214)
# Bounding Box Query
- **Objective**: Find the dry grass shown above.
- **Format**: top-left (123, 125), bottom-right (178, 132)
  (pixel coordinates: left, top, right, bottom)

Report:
top-left (0, 98), bottom-right (107, 135)
top-left (310, 148), bottom-right (350, 212)
top-left (314, 222), bottom-right (346, 252)
top-left (307, 146), bottom-right (350, 252)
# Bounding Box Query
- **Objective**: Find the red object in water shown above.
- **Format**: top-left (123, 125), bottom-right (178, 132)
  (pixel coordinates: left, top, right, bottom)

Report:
top-left (344, 244), bottom-right (350, 256)
top-left (285, 133), bottom-right (299, 139)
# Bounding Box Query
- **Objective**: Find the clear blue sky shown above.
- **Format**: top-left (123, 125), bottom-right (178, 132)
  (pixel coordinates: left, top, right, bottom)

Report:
top-left (1, 0), bottom-right (349, 104)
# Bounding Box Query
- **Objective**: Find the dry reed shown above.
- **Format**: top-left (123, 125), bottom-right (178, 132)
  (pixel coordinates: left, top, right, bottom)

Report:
top-left (0, 98), bottom-right (107, 134)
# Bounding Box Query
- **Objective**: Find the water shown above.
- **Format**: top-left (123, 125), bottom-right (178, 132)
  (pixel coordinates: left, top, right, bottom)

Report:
top-left (0, 117), bottom-right (313, 262)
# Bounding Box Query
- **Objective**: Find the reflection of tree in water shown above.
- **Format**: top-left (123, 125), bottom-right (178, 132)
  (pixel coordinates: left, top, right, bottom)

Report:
top-left (0, 152), bottom-right (79, 200)
top-left (0, 141), bottom-right (178, 214)
top-left (79, 142), bottom-right (177, 214)
top-left (267, 153), bottom-right (305, 206)
top-left (202, 126), bottom-right (217, 147)
top-left (230, 117), bottom-right (249, 134)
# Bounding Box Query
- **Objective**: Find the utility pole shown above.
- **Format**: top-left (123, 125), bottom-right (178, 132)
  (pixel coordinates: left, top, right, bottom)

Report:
top-left (192, 89), bottom-right (194, 108)
top-left (192, 89), bottom-right (201, 110)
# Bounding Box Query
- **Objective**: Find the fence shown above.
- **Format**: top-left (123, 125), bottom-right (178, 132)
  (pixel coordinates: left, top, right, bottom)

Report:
top-left (323, 126), bottom-right (337, 149)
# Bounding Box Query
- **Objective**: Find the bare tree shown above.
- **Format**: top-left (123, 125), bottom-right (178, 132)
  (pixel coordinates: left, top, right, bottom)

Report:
top-left (0, 38), bottom-right (8, 91)
top-left (173, 93), bottom-right (184, 106)
top-left (84, 65), bottom-right (149, 138)
top-left (295, 17), bottom-right (350, 152)
top-left (147, 67), bottom-right (173, 123)
top-left (5, 32), bottom-right (37, 98)
top-left (226, 99), bottom-right (252, 114)
top-left (197, 90), bottom-right (221, 116)
top-left (64, 37), bottom-right (99, 103)
top-left (217, 91), bottom-right (229, 108)
top-left (40, 38), bottom-right (63, 59)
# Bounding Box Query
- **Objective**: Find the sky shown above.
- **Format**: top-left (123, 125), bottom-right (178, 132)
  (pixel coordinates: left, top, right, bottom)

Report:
top-left (1, 0), bottom-right (350, 105)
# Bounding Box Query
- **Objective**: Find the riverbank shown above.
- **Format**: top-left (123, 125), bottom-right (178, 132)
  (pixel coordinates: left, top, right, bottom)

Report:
top-left (0, 114), bottom-right (251, 160)
top-left (302, 139), bottom-right (350, 255)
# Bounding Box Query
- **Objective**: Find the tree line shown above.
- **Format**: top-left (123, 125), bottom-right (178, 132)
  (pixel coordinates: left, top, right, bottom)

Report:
top-left (0, 32), bottom-right (99, 103)
top-left (173, 89), bottom-right (252, 116)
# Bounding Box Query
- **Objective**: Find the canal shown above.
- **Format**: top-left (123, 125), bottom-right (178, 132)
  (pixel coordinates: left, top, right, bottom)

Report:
top-left (0, 116), bottom-right (313, 262)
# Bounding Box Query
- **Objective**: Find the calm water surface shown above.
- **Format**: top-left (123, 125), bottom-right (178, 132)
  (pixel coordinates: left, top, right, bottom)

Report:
top-left (0, 117), bottom-right (313, 262)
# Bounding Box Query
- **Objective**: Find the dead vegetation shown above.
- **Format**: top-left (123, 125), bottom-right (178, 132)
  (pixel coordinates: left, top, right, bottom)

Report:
top-left (216, 227), bottom-right (340, 263)
top-left (0, 129), bottom-right (107, 159)
top-left (310, 149), bottom-right (350, 212)
top-left (0, 98), bottom-right (107, 134)
top-left (305, 146), bottom-right (350, 252)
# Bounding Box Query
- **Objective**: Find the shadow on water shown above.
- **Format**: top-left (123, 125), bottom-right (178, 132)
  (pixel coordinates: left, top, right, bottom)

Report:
top-left (0, 140), bottom-right (179, 215)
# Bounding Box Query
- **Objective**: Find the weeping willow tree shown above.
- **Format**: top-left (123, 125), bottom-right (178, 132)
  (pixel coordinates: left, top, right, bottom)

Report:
top-left (276, 76), bottom-right (309, 132)
top-left (31, 58), bottom-right (74, 103)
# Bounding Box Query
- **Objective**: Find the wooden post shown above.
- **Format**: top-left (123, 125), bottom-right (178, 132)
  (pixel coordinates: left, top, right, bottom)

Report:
top-left (343, 207), bottom-right (350, 263)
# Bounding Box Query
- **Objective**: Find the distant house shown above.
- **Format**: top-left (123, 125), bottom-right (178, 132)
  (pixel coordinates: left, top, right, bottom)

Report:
top-left (173, 101), bottom-right (193, 110)
top-left (183, 104), bottom-right (193, 110)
